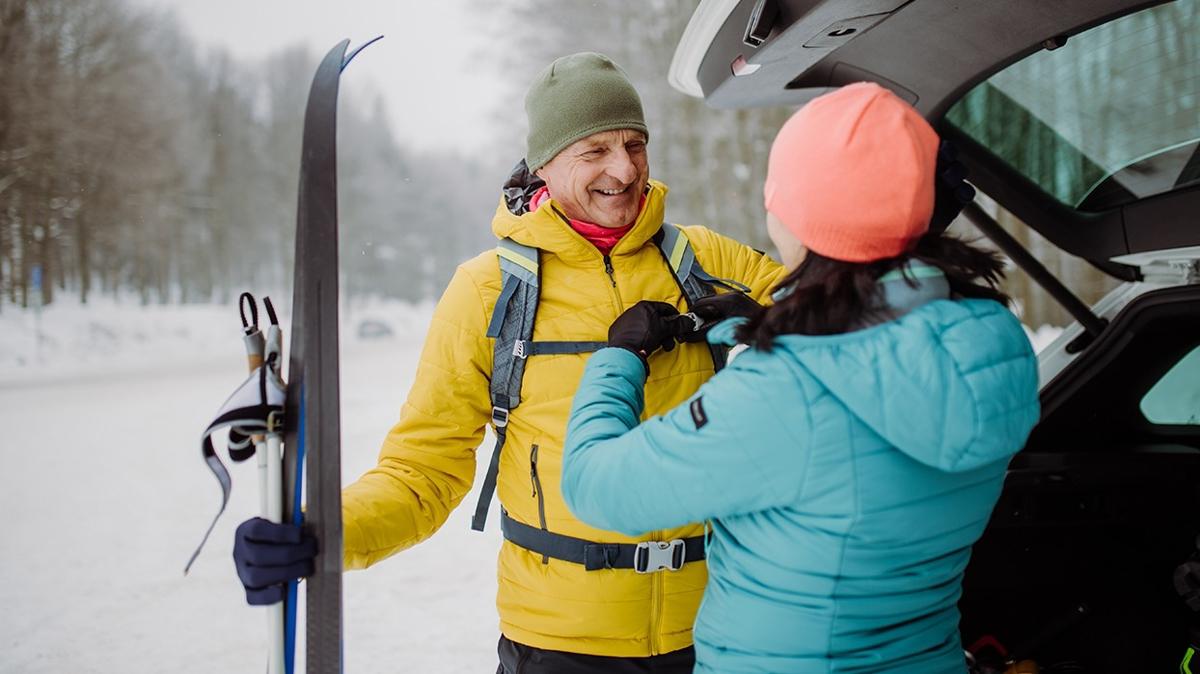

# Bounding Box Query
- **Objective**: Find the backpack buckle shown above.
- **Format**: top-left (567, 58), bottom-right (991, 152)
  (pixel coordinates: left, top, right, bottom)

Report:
top-left (491, 406), bottom-right (510, 428)
top-left (512, 340), bottom-right (527, 359)
top-left (634, 539), bottom-right (685, 573)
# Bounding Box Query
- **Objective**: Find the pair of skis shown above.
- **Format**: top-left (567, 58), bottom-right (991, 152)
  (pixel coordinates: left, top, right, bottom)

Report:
top-left (188, 37), bottom-right (380, 674)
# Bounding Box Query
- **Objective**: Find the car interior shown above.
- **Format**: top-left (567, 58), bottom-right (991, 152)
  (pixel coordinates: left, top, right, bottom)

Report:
top-left (961, 283), bottom-right (1200, 671)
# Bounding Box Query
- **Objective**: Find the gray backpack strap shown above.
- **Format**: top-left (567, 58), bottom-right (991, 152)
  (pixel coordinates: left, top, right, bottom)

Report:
top-left (657, 223), bottom-right (748, 371)
top-left (472, 239), bottom-right (540, 531)
top-left (473, 228), bottom-right (745, 532)
top-left (524, 341), bottom-right (607, 355)
top-left (472, 239), bottom-right (605, 532)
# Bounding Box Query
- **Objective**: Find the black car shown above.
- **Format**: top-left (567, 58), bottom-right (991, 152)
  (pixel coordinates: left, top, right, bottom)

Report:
top-left (669, 1), bottom-right (1200, 671)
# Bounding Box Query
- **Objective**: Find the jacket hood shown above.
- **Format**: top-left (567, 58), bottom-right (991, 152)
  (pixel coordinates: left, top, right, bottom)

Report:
top-left (491, 159), bottom-right (669, 264)
top-left (773, 281), bottom-right (1039, 473)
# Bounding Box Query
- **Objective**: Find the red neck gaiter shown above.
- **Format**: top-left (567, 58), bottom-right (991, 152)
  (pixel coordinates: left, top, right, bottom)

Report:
top-left (530, 186), bottom-right (636, 255)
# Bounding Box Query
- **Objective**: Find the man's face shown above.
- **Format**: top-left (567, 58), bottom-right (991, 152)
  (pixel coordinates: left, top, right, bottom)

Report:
top-left (534, 129), bottom-right (649, 229)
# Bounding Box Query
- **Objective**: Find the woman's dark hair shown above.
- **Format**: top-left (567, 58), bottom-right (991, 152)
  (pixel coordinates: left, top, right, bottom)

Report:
top-left (736, 231), bottom-right (1011, 349)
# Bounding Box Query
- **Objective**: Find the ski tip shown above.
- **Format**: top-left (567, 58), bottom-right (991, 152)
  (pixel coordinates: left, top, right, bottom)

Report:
top-left (183, 541), bottom-right (204, 576)
top-left (342, 35), bottom-right (384, 71)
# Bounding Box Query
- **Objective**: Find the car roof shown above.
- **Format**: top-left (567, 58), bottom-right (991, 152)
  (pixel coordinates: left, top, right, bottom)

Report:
top-left (670, 0), bottom-right (1198, 268)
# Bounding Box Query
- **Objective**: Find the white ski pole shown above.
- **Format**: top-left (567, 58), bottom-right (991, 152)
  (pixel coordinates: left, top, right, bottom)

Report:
top-left (240, 293), bottom-right (286, 674)
top-left (261, 298), bottom-right (286, 674)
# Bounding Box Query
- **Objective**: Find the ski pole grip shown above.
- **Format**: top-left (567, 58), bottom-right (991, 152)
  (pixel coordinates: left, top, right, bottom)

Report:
top-left (265, 325), bottom-right (283, 368)
top-left (242, 331), bottom-right (266, 442)
top-left (243, 332), bottom-right (266, 372)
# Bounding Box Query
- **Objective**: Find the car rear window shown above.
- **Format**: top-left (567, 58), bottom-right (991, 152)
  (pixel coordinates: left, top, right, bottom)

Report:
top-left (945, 0), bottom-right (1200, 211)
top-left (1140, 343), bottom-right (1200, 425)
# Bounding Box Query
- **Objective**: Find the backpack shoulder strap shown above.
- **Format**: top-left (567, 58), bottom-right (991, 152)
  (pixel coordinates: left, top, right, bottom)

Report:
top-left (658, 222), bottom-right (698, 284)
top-left (487, 238), bottom-right (539, 341)
top-left (658, 224), bottom-right (752, 298)
top-left (472, 238), bottom-right (604, 531)
top-left (656, 224), bottom-right (754, 372)
top-left (472, 238), bottom-right (539, 531)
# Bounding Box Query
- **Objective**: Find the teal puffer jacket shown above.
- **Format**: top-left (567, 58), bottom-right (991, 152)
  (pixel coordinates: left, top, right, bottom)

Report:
top-left (562, 291), bottom-right (1039, 673)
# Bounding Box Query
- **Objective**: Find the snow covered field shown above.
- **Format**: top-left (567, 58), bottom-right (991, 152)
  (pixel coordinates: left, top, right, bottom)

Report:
top-left (0, 299), bottom-right (1063, 673)
top-left (0, 299), bottom-right (500, 673)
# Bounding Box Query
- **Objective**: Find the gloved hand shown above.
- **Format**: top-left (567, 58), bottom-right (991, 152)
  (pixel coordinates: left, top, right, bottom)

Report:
top-left (678, 292), bottom-right (763, 343)
top-left (608, 301), bottom-right (693, 368)
top-left (929, 140), bottom-right (976, 234)
top-left (233, 517), bottom-right (317, 605)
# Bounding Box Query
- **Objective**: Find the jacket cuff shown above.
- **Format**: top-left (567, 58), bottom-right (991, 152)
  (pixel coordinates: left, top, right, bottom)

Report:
top-left (596, 346), bottom-right (650, 378)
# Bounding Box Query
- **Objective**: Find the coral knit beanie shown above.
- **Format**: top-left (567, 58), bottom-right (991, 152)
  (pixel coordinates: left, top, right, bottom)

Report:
top-left (764, 82), bottom-right (940, 263)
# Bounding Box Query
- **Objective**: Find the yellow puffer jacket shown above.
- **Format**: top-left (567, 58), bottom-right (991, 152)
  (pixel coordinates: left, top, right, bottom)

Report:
top-left (341, 178), bottom-right (785, 657)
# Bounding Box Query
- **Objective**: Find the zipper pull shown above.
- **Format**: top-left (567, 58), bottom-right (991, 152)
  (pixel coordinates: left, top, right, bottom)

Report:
top-left (530, 444), bottom-right (539, 497)
top-left (603, 255), bottom-right (617, 287)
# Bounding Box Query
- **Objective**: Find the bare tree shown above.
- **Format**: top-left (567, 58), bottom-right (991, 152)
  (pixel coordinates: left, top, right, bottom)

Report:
top-left (0, 0), bottom-right (500, 308)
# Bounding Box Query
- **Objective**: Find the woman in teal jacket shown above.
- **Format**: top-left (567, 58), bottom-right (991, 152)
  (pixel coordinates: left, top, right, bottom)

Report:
top-left (561, 82), bottom-right (1040, 673)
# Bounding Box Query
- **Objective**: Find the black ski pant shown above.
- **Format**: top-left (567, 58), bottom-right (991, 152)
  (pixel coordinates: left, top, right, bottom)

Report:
top-left (496, 635), bottom-right (696, 673)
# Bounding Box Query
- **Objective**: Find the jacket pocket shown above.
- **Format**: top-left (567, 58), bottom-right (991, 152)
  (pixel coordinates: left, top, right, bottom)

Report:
top-left (529, 444), bottom-right (549, 564)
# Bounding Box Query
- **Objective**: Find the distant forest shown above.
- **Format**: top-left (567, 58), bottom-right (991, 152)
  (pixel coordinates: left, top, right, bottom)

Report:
top-left (4, 0), bottom-right (1186, 327)
top-left (0, 0), bottom-right (497, 311)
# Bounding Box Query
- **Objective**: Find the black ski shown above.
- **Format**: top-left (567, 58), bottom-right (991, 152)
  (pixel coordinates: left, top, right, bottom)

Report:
top-left (284, 36), bottom-right (381, 674)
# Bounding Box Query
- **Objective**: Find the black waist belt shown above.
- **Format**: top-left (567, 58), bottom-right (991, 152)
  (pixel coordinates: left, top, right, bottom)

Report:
top-left (500, 511), bottom-right (706, 572)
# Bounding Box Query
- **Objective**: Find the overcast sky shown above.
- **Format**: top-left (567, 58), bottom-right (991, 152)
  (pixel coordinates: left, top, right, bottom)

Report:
top-left (133, 0), bottom-right (512, 155)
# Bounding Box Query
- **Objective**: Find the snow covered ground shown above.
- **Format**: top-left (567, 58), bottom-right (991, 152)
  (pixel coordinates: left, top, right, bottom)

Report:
top-left (0, 298), bottom-right (1063, 673)
top-left (0, 298), bottom-right (500, 673)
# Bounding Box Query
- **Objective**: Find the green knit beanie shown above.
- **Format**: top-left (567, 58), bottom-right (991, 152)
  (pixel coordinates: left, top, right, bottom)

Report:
top-left (524, 52), bottom-right (648, 172)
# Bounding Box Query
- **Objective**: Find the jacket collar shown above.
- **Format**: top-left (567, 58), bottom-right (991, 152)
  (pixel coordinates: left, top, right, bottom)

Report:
top-left (768, 261), bottom-right (951, 328)
top-left (873, 263), bottom-right (950, 323)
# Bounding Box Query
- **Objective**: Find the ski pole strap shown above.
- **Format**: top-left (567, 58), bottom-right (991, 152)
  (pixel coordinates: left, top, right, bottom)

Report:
top-left (185, 363), bottom-right (285, 574)
top-left (239, 292), bottom-right (260, 332)
top-left (500, 511), bottom-right (706, 572)
top-left (227, 428), bottom-right (255, 461)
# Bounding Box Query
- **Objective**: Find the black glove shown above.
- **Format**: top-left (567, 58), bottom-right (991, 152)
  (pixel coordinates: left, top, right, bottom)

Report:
top-left (678, 292), bottom-right (763, 343)
top-left (233, 517), bottom-right (317, 605)
top-left (608, 301), bottom-right (693, 367)
top-left (929, 140), bottom-right (976, 234)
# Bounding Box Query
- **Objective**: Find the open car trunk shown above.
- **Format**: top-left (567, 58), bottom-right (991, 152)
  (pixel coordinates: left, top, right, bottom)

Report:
top-left (670, 0), bottom-right (1200, 669)
top-left (670, 0), bottom-right (1199, 266)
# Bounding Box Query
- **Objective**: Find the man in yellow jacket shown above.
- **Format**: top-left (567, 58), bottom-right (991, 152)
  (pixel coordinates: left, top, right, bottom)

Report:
top-left (234, 52), bottom-right (784, 672)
